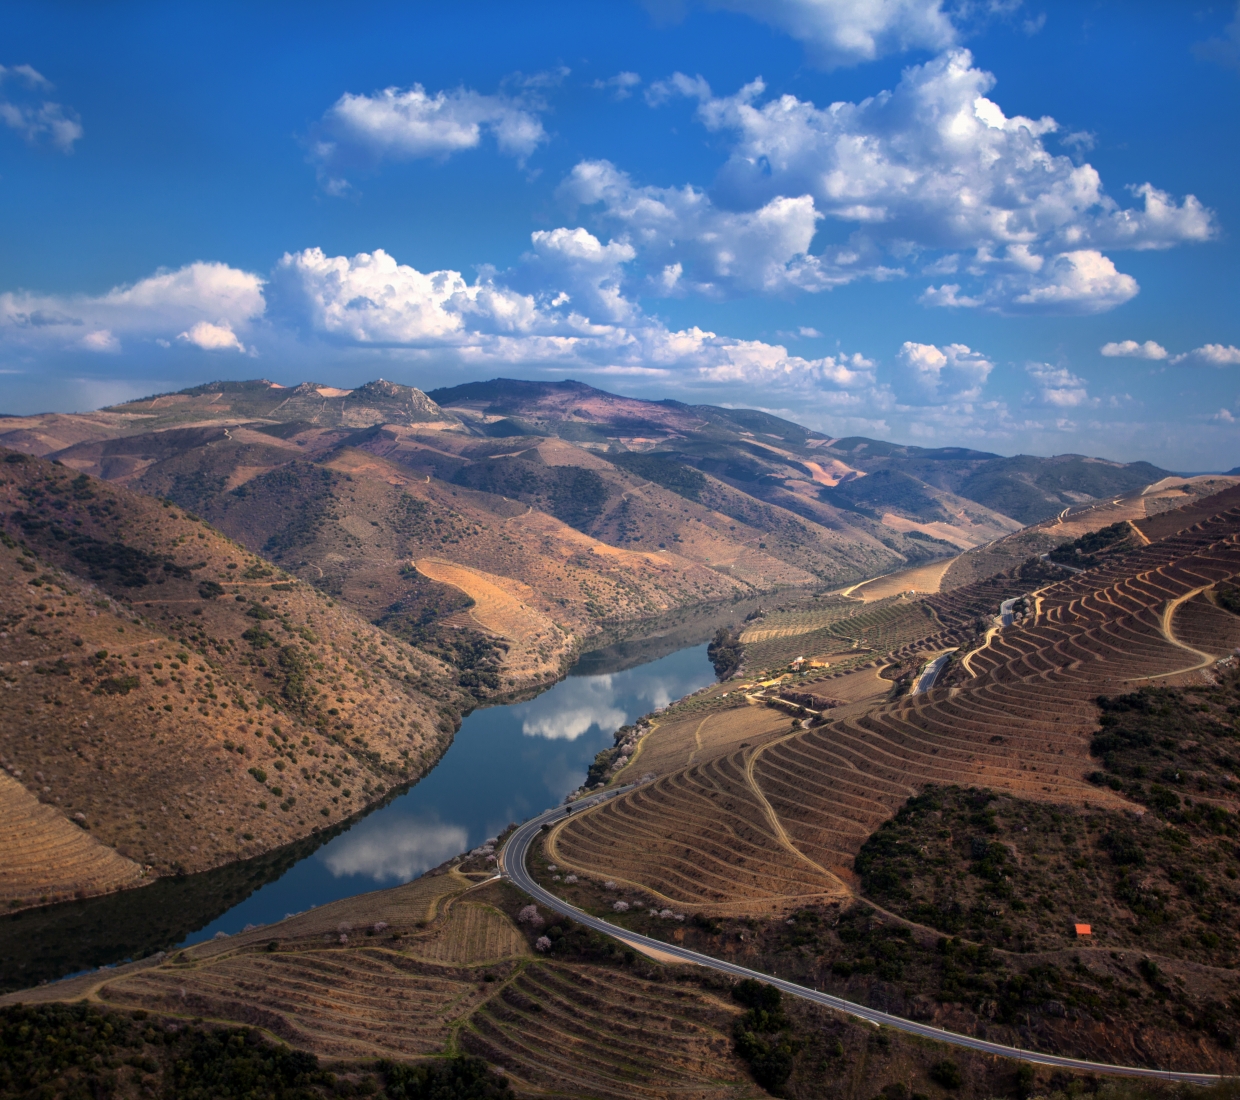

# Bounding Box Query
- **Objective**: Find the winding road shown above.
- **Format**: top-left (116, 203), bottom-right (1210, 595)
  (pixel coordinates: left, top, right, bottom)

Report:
top-left (499, 790), bottom-right (1224, 1084)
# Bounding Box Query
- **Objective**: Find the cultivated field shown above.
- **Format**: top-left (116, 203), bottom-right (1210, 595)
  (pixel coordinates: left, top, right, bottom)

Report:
top-left (842, 557), bottom-right (958, 601)
top-left (551, 490), bottom-right (1240, 914)
top-left (0, 772), bottom-right (145, 909)
top-left (14, 869), bottom-right (759, 1100)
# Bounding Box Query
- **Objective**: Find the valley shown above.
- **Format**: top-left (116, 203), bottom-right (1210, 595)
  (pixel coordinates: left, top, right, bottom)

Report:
top-left (2, 378), bottom-right (1239, 1097)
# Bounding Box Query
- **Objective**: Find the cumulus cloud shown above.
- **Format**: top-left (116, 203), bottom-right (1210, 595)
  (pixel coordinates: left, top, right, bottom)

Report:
top-left (271, 241), bottom-right (878, 399)
top-left (558, 159), bottom-right (895, 295)
top-left (177, 319), bottom-right (247, 353)
top-left (898, 340), bottom-right (992, 400)
top-left (79, 329), bottom-right (119, 354)
top-left (0, 261), bottom-right (265, 354)
top-left (709, 0), bottom-right (957, 69)
top-left (1177, 344), bottom-right (1240, 366)
top-left (643, 50), bottom-right (1211, 312)
top-left (311, 81), bottom-right (547, 190)
top-left (1027, 362), bottom-right (1091, 407)
top-left (0, 63), bottom-right (82, 151)
top-left (1101, 339), bottom-right (1168, 360)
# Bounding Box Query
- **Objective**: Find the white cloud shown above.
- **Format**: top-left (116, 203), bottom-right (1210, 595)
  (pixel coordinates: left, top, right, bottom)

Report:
top-left (898, 340), bottom-right (992, 399)
top-left (558, 159), bottom-right (893, 295)
top-left (0, 63), bottom-right (82, 151)
top-left (0, 261), bottom-right (265, 352)
top-left (1027, 362), bottom-right (1091, 407)
top-left (593, 72), bottom-right (642, 100)
top-left (311, 81), bottom-right (547, 189)
top-left (1100, 339), bottom-right (1168, 360)
top-left (1006, 250), bottom-right (1139, 314)
top-left (79, 329), bottom-right (119, 354)
top-left (644, 50), bottom-right (1211, 312)
top-left (710, 0), bottom-right (957, 69)
top-left (1213, 408), bottom-right (1236, 423)
top-left (1178, 344), bottom-right (1240, 366)
top-left (272, 242), bottom-right (879, 399)
top-left (177, 319), bottom-right (246, 353)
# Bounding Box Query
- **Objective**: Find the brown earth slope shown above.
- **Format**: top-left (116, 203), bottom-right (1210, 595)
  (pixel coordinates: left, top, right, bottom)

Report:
top-left (549, 487), bottom-right (1240, 918)
top-left (0, 449), bottom-right (464, 906)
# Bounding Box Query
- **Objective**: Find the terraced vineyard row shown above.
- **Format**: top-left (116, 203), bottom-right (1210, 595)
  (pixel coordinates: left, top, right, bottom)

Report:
top-left (69, 870), bottom-right (756, 1100)
top-left (552, 498), bottom-right (1240, 914)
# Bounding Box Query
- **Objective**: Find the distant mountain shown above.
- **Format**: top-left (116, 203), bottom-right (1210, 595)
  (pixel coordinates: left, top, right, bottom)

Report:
top-left (429, 378), bottom-right (1171, 526)
top-left (0, 375), bottom-right (1178, 715)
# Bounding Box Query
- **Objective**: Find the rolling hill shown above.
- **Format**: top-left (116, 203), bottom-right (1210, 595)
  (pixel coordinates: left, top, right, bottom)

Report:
top-left (0, 448), bottom-right (464, 908)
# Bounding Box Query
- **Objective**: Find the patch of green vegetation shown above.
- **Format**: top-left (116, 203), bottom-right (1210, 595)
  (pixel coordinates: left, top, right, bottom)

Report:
top-left (707, 626), bottom-right (743, 678)
top-left (1048, 521), bottom-right (1133, 568)
top-left (853, 785), bottom-right (1240, 966)
top-left (1218, 582), bottom-right (1240, 616)
top-left (0, 1002), bottom-right (334, 1100)
top-left (1088, 675), bottom-right (1240, 830)
top-left (379, 1056), bottom-right (512, 1099)
top-left (95, 674), bottom-right (140, 695)
top-left (608, 451), bottom-right (707, 502)
top-left (731, 979), bottom-right (800, 1094)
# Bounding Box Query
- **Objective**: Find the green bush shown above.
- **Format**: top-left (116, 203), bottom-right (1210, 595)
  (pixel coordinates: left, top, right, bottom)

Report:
top-left (929, 1059), bottom-right (963, 1088)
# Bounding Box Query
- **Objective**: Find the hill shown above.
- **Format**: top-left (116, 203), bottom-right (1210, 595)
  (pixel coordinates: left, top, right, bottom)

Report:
top-left (0, 377), bottom-right (1177, 692)
top-left (0, 449), bottom-right (463, 909)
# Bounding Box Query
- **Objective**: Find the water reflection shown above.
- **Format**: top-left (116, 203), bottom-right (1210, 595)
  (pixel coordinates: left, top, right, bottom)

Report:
top-left (180, 641), bottom-right (715, 940)
top-left (322, 815), bottom-right (469, 882)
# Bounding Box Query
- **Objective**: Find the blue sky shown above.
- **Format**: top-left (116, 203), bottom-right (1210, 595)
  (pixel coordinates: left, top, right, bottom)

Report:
top-left (1, 0), bottom-right (1237, 470)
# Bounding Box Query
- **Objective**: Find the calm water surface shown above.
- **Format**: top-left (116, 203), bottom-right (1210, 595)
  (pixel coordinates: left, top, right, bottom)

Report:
top-left (181, 642), bottom-right (715, 943)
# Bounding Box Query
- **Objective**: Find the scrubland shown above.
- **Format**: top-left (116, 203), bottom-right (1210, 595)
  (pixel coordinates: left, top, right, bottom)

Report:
top-left (0, 450), bottom-right (459, 902)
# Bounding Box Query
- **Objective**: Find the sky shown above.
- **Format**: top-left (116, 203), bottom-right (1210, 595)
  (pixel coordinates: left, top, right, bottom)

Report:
top-left (0, 0), bottom-right (1238, 470)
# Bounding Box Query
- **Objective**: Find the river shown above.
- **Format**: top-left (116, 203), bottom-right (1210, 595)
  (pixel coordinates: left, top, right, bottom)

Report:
top-left (182, 640), bottom-right (717, 942)
top-left (0, 627), bottom-right (727, 992)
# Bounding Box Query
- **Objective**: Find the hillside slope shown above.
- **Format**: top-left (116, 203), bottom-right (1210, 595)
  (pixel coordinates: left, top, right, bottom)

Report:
top-left (0, 449), bottom-right (464, 906)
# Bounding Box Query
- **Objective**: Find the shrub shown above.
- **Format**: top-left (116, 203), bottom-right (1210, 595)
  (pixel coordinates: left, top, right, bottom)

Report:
top-left (929, 1059), bottom-right (963, 1088)
top-left (379, 1055), bottom-right (512, 1099)
top-left (198, 580), bottom-right (225, 599)
top-left (248, 766), bottom-right (267, 783)
top-left (95, 674), bottom-right (139, 695)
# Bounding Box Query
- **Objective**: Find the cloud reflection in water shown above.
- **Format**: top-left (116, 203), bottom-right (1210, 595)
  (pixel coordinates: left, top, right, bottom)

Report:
top-left (520, 659), bottom-right (709, 741)
top-left (322, 816), bottom-right (468, 882)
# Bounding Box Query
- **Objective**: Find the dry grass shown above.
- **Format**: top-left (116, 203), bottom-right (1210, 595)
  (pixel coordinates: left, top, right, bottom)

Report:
top-left (414, 558), bottom-right (573, 682)
top-left (844, 557), bottom-right (958, 602)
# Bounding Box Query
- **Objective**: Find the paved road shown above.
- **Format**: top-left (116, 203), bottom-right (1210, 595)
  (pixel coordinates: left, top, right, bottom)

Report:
top-left (911, 652), bottom-right (951, 695)
top-left (499, 793), bottom-right (1224, 1083)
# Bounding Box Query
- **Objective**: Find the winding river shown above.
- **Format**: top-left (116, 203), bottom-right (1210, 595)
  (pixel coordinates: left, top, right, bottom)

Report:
top-left (1, 607), bottom-right (739, 992)
top-left (182, 640), bottom-right (716, 942)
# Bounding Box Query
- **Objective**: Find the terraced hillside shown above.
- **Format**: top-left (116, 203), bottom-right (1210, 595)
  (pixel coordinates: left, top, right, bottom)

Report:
top-left (549, 487), bottom-right (1240, 919)
top-left (0, 449), bottom-right (461, 905)
top-left (9, 870), bottom-right (762, 1100)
